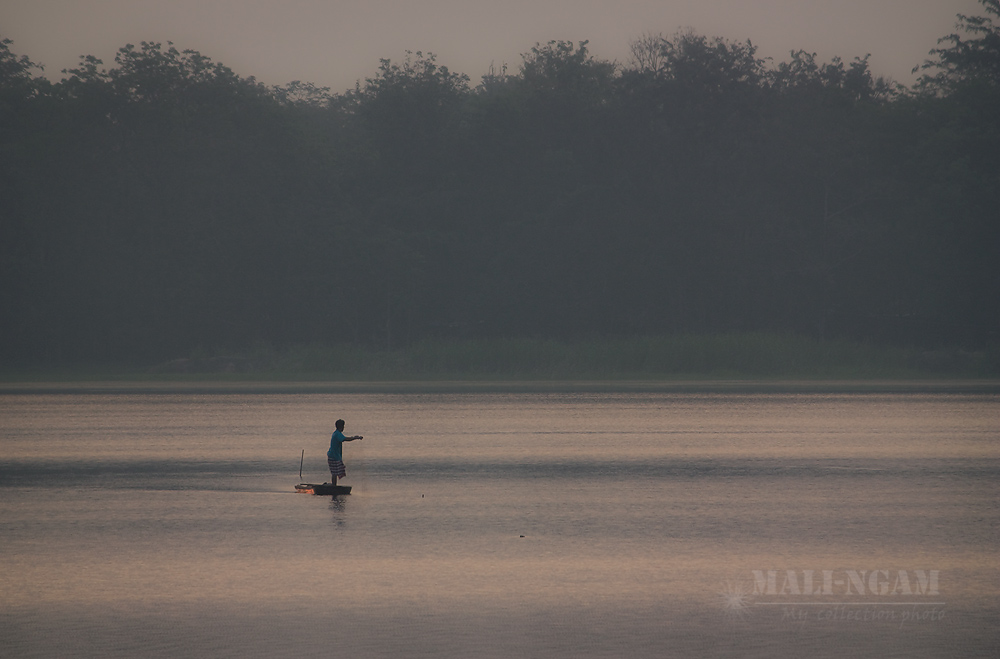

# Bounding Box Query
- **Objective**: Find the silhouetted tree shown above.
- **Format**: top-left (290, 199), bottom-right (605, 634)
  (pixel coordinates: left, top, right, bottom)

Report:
top-left (1, 16), bottom-right (998, 366)
top-left (916, 0), bottom-right (1000, 91)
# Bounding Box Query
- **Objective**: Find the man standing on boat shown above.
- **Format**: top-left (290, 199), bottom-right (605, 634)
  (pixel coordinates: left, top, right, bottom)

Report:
top-left (329, 419), bottom-right (362, 486)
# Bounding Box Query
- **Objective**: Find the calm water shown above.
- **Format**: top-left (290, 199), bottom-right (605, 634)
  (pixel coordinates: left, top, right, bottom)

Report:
top-left (1, 390), bottom-right (998, 658)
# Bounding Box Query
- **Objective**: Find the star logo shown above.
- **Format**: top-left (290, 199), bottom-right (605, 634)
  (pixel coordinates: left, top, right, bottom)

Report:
top-left (719, 578), bottom-right (753, 622)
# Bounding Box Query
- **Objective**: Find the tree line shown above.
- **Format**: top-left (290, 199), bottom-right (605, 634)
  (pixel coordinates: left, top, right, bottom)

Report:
top-left (2, 1), bottom-right (998, 366)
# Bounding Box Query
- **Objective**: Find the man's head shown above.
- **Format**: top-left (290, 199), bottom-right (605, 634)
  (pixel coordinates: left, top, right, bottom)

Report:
top-left (335, 419), bottom-right (345, 431)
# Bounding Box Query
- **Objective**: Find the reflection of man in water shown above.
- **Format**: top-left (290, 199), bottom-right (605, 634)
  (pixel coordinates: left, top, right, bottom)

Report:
top-left (328, 419), bottom-right (362, 485)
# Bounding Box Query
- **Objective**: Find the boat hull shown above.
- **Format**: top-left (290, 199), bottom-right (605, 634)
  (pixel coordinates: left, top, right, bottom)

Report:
top-left (295, 483), bottom-right (352, 495)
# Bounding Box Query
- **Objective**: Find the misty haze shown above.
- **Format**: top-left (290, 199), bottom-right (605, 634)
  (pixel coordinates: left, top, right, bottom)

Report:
top-left (0, 2), bottom-right (997, 374)
top-left (1, 2), bottom-right (998, 658)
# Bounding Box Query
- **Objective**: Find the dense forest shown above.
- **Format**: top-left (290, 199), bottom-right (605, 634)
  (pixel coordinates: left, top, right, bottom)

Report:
top-left (2, 1), bottom-right (998, 367)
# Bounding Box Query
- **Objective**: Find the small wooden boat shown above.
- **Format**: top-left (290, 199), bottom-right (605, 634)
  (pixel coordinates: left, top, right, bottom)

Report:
top-left (295, 482), bottom-right (352, 495)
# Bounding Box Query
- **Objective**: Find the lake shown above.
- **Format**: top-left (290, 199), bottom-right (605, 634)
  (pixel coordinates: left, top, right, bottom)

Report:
top-left (1, 388), bottom-right (997, 658)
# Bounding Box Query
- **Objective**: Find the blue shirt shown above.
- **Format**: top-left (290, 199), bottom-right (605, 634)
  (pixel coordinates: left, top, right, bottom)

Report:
top-left (328, 429), bottom-right (346, 461)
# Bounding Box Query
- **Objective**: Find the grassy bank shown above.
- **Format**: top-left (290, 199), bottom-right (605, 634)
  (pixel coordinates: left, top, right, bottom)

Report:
top-left (4, 334), bottom-right (998, 382)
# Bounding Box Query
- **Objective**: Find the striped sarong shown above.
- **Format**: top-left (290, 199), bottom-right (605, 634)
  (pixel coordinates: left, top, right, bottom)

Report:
top-left (328, 458), bottom-right (346, 479)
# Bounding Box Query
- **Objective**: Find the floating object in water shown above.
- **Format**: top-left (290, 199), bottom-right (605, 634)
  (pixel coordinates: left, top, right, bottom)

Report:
top-left (296, 483), bottom-right (352, 495)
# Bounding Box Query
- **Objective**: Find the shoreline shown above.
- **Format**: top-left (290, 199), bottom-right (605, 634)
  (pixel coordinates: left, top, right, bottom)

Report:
top-left (2, 379), bottom-right (999, 395)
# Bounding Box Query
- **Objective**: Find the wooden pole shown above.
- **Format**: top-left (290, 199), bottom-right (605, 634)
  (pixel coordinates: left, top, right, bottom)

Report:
top-left (299, 449), bottom-right (304, 480)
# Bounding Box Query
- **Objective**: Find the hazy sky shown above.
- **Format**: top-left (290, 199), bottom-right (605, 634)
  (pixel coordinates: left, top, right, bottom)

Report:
top-left (1, 0), bottom-right (982, 92)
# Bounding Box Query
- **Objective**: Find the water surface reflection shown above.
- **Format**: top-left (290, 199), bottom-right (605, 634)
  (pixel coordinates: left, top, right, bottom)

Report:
top-left (0, 391), bottom-right (997, 657)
